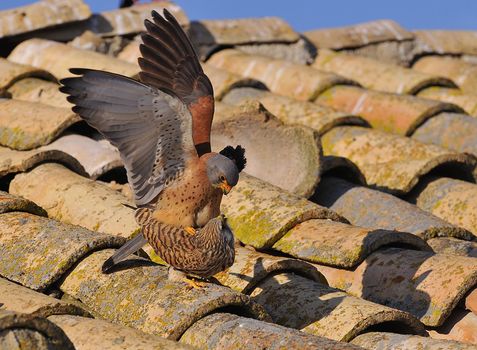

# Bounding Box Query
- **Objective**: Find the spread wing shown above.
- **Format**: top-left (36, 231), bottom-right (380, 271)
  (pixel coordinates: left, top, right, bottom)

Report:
top-left (139, 9), bottom-right (214, 155)
top-left (60, 68), bottom-right (196, 206)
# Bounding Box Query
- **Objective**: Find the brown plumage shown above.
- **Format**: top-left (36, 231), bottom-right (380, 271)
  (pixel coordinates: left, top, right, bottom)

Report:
top-left (59, 9), bottom-right (246, 275)
top-left (137, 209), bottom-right (235, 278)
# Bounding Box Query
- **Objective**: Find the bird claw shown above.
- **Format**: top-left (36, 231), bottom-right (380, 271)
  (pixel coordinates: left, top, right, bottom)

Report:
top-left (184, 277), bottom-right (206, 290)
top-left (184, 226), bottom-right (197, 235)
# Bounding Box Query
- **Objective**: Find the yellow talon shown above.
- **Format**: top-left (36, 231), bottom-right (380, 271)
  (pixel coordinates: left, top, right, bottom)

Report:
top-left (184, 278), bottom-right (206, 290)
top-left (184, 226), bottom-right (197, 235)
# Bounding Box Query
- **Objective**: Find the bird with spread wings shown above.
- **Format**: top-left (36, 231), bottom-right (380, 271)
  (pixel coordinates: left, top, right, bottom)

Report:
top-left (60, 9), bottom-right (246, 281)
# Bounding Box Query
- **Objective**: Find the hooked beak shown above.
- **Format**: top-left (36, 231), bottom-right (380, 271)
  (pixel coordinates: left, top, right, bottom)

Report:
top-left (219, 180), bottom-right (232, 195)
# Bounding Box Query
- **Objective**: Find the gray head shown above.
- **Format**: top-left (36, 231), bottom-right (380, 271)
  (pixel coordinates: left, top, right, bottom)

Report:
top-left (206, 154), bottom-right (239, 194)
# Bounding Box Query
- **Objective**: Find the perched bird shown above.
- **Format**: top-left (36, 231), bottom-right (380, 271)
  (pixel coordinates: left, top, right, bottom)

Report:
top-left (141, 209), bottom-right (234, 287)
top-left (60, 9), bottom-right (246, 275)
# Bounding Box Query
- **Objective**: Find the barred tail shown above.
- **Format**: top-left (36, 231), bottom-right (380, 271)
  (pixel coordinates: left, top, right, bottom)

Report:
top-left (102, 233), bottom-right (148, 273)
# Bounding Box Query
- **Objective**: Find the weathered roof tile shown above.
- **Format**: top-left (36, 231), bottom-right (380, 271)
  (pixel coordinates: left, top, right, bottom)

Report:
top-left (321, 126), bottom-right (476, 194)
top-left (0, 0), bottom-right (91, 39)
top-left (313, 176), bottom-right (474, 240)
top-left (7, 77), bottom-right (72, 108)
top-left (0, 99), bottom-right (79, 150)
top-left (316, 85), bottom-right (462, 136)
top-left (414, 30), bottom-right (477, 55)
top-left (413, 55), bottom-right (477, 94)
top-left (208, 49), bottom-right (355, 101)
top-left (417, 87), bottom-right (477, 116)
top-left (8, 39), bottom-right (139, 79)
top-left (212, 102), bottom-right (322, 197)
top-left (312, 49), bottom-right (456, 94)
top-left (429, 309), bottom-right (477, 345)
top-left (427, 237), bottom-right (477, 257)
top-left (304, 19), bottom-right (413, 50)
top-left (10, 163), bottom-right (138, 238)
top-left (0, 58), bottom-right (55, 93)
top-left (0, 190), bottom-right (46, 216)
top-left (222, 87), bottom-right (369, 135)
top-left (316, 248), bottom-right (477, 327)
top-left (352, 332), bottom-right (476, 350)
top-left (250, 273), bottom-right (426, 341)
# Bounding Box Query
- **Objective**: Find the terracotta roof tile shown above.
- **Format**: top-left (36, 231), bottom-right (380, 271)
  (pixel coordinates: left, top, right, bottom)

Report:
top-left (0, 58), bottom-right (55, 93)
top-left (208, 49), bottom-right (355, 101)
top-left (0, 99), bottom-right (79, 150)
top-left (313, 176), bottom-right (473, 240)
top-left (321, 126), bottom-right (476, 194)
top-left (352, 332), bottom-right (477, 350)
top-left (316, 85), bottom-right (463, 136)
top-left (7, 77), bottom-right (72, 108)
top-left (320, 155), bottom-right (367, 185)
top-left (429, 309), bottom-right (477, 345)
top-left (0, 0), bottom-right (91, 39)
top-left (412, 112), bottom-right (477, 156)
top-left (304, 19), bottom-right (413, 50)
top-left (10, 163), bottom-right (138, 238)
top-left (90, 2), bottom-right (188, 37)
top-left (417, 87), bottom-right (477, 116)
top-left (312, 49), bottom-right (455, 94)
top-left (0, 143), bottom-right (86, 179)
top-left (0, 211), bottom-right (124, 291)
top-left (48, 314), bottom-right (193, 350)
top-left (8, 39), bottom-right (139, 79)
top-left (0, 190), bottom-right (46, 216)
top-left (222, 87), bottom-right (369, 135)
top-left (414, 30), bottom-right (477, 55)
top-left (181, 313), bottom-right (363, 350)
top-left (0, 310), bottom-right (74, 349)
top-left (250, 273), bottom-right (426, 341)
top-left (212, 102), bottom-right (322, 196)
top-left (427, 237), bottom-right (477, 257)
top-left (409, 177), bottom-right (477, 236)
top-left (316, 248), bottom-right (477, 327)
top-left (413, 56), bottom-right (477, 94)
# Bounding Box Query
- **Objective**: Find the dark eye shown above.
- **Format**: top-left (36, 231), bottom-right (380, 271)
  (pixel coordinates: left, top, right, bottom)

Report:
top-left (220, 175), bottom-right (226, 182)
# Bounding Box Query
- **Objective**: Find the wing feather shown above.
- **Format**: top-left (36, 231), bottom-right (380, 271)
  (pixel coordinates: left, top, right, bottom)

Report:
top-left (60, 68), bottom-right (196, 206)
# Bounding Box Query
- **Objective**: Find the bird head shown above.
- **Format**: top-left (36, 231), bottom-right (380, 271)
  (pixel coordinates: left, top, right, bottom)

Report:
top-left (206, 154), bottom-right (239, 195)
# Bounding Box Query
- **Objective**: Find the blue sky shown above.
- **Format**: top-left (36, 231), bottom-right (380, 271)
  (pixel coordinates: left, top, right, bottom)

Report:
top-left (1, 0), bottom-right (476, 32)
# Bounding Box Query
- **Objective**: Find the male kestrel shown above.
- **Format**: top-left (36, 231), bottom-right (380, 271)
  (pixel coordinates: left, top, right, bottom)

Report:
top-left (60, 9), bottom-right (246, 274)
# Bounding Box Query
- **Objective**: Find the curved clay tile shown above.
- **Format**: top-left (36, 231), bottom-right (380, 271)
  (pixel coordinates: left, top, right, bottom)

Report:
top-left (320, 155), bottom-right (367, 185)
top-left (49, 315), bottom-right (193, 350)
top-left (352, 332), bottom-right (476, 350)
top-left (0, 99), bottom-right (79, 150)
top-left (412, 113), bottom-right (477, 158)
top-left (341, 40), bottom-right (417, 67)
top-left (215, 245), bottom-right (327, 294)
top-left (212, 101), bottom-right (322, 197)
top-left (0, 211), bottom-right (124, 291)
top-left (116, 39), bottom-right (142, 63)
top-left (429, 309), bottom-right (477, 345)
top-left (0, 190), bottom-right (46, 216)
top-left (413, 56), bottom-right (477, 94)
top-left (315, 85), bottom-right (463, 136)
top-left (222, 87), bottom-right (368, 135)
top-left (90, 2), bottom-right (188, 37)
top-left (0, 144), bottom-right (86, 179)
top-left (418, 87), bottom-right (477, 116)
top-left (313, 176), bottom-right (474, 241)
top-left (8, 39), bottom-right (140, 80)
top-left (8, 77), bottom-right (72, 108)
top-left (312, 49), bottom-right (456, 94)
top-left (304, 19), bottom-right (413, 50)
top-left (208, 49), bottom-right (355, 101)
top-left (250, 273), bottom-right (426, 341)
top-left (427, 237), bottom-right (477, 257)
top-left (0, 310), bottom-right (75, 350)
top-left (408, 177), bottom-right (477, 236)
top-left (10, 163), bottom-right (138, 238)
top-left (0, 278), bottom-right (88, 318)
top-left (414, 30), bottom-right (477, 56)
top-left (316, 247), bottom-right (477, 327)
top-left (0, 0), bottom-right (91, 39)
top-left (60, 249), bottom-right (268, 339)
top-left (181, 313), bottom-right (362, 350)
top-left (321, 126), bottom-right (476, 195)
top-left (0, 58), bottom-right (55, 92)
top-left (42, 135), bottom-right (122, 179)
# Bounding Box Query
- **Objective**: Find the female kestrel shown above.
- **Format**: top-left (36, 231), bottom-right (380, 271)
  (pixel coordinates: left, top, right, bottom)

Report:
top-left (60, 9), bottom-right (246, 273)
